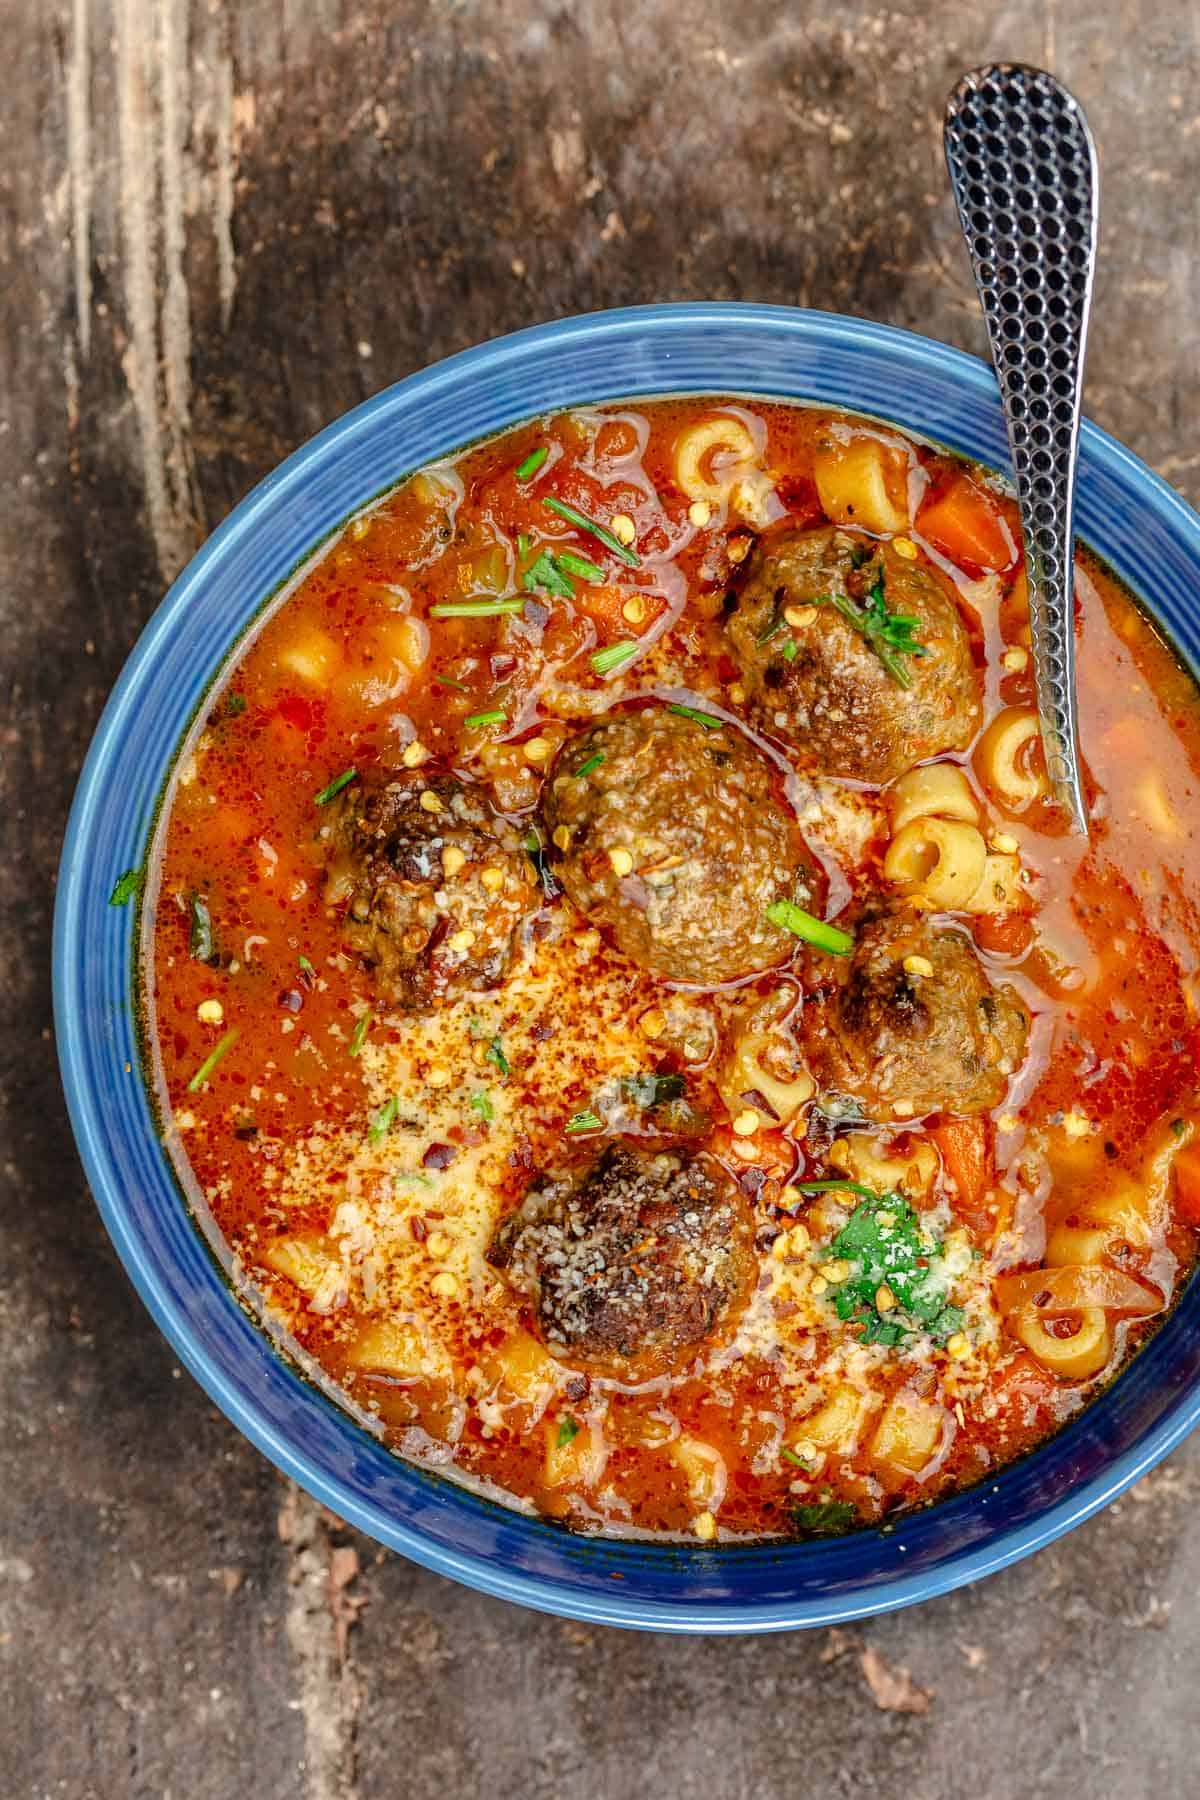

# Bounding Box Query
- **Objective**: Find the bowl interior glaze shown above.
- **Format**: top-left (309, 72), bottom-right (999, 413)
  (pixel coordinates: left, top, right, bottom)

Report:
top-left (54, 304), bottom-right (1200, 1632)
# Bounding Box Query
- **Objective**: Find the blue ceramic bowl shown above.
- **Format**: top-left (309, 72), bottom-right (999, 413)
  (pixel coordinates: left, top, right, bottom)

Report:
top-left (54, 304), bottom-right (1200, 1632)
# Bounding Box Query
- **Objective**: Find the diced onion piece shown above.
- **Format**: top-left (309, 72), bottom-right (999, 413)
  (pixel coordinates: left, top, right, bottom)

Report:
top-left (883, 816), bottom-right (988, 909)
top-left (812, 435), bottom-right (910, 535)
top-left (671, 1436), bottom-right (726, 1508)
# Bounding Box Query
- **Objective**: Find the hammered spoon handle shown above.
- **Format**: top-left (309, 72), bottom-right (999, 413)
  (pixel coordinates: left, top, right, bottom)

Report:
top-left (944, 64), bottom-right (1098, 835)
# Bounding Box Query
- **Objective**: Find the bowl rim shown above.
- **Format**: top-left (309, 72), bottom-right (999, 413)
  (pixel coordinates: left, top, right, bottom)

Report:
top-left (54, 300), bottom-right (1200, 1633)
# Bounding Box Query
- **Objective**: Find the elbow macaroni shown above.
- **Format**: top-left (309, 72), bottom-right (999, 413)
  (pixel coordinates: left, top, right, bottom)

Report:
top-left (884, 816), bottom-right (988, 909)
top-left (977, 708), bottom-right (1049, 810)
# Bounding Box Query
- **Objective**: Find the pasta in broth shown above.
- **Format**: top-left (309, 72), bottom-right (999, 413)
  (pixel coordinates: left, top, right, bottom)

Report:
top-left (145, 399), bottom-right (1200, 1542)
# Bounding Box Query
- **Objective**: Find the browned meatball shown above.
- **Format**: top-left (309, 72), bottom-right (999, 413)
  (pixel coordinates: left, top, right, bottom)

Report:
top-left (489, 1145), bottom-right (754, 1377)
top-left (542, 706), bottom-right (821, 986)
top-left (800, 901), bottom-right (1029, 1117)
top-left (322, 768), bottom-right (537, 1012)
top-left (725, 526), bottom-right (980, 784)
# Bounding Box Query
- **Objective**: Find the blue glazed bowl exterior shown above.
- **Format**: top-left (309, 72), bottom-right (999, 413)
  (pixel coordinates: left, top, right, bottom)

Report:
top-left (54, 304), bottom-right (1200, 1632)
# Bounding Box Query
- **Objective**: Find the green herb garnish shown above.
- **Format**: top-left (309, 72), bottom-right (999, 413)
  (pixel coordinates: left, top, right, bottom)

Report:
top-left (517, 532), bottom-right (532, 560)
top-left (556, 549), bottom-right (607, 583)
top-left (780, 639), bottom-right (799, 662)
top-left (668, 703), bottom-right (723, 729)
top-left (470, 1091), bottom-right (495, 1123)
top-left (622, 1072), bottom-right (686, 1109)
top-left (485, 1036), bottom-right (510, 1078)
top-left (765, 899), bottom-right (853, 956)
top-left (791, 1500), bottom-right (857, 1536)
top-left (434, 674), bottom-right (470, 693)
top-left (556, 1416), bottom-right (581, 1447)
top-left (368, 1095), bottom-right (399, 1144)
top-left (522, 828), bottom-right (562, 900)
top-left (189, 895), bottom-right (215, 961)
top-left (573, 752), bottom-right (605, 779)
top-left (796, 1179), bottom-right (877, 1200)
top-left (543, 496), bottom-right (640, 567)
top-left (516, 446), bottom-right (549, 482)
top-left (298, 955), bottom-right (316, 977)
top-left (780, 1446), bottom-right (812, 1469)
top-left (225, 692), bottom-right (247, 717)
top-left (523, 550), bottom-right (575, 599)
top-left (590, 641), bottom-right (640, 676)
top-left (830, 566), bottom-right (926, 688)
top-left (314, 767), bottom-right (357, 806)
top-left (565, 1109), bottom-right (604, 1134)
top-left (109, 869), bottom-right (140, 907)
top-left (348, 1013), bottom-right (371, 1058)
top-left (756, 613), bottom-right (786, 646)
top-left (396, 1171), bottom-right (434, 1188)
top-left (814, 1186), bottom-right (965, 1347)
top-left (429, 599), bottom-right (526, 618)
top-left (186, 1028), bottom-right (239, 1093)
top-left (464, 709), bottom-right (507, 730)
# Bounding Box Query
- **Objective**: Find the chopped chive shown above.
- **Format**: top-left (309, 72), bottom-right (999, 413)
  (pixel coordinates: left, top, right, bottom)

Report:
top-left (556, 1416), bottom-right (581, 1447)
top-left (109, 869), bottom-right (140, 907)
top-left (186, 1028), bottom-right (239, 1093)
top-left (590, 641), bottom-right (639, 676)
top-left (429, 599), bottom-right (526, 618)
top-left (434, 674), bottom-right (471, 694)
top-left (668, 703), bottom-right (723, 729)
top-left (573, 752), bottom-right (605, 779)
top-left (555, 549), bottom-right (607, 583)
top-left (368, 1095), bottom-right (399, 1143)
top-left (298, 955), bottom-right (316, 976)
top-left (396, 1170), bottom-right (433, 1187)
top-left (516, 446), bottom-right (549, 481)
top-left (565, 1108), bottom-right (603, 1134)
top-left (765, 899), bottom-right (854, 956)
top-left (523, 550), bottom-right (574, 599)
top-left (464, 708), bottom-right (507, 730)
top-left (756, 615), bottom-right (786, 646)
top-left (795, 1179), bottom-right (878, 1199)
top-left (543, 496), bottom-right (640, 567)
top-left (780, 1446), bottom-right (811, 1469)
top-left (314, 766), bottom-right (357, 806)
top-left (348, 1013), bottom-right (372, 1058)
top-left (485, 1036), bottom-right (510, 1078)
top-left (470, 1091), bottom-right (495, 1123)
top-left (517, 532), bottom-right (532, 560)
top-left (189, 895), bottom-right (215, 961)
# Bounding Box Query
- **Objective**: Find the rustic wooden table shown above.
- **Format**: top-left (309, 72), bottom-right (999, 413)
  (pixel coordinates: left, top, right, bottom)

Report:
top-left (6, 4), bottom-right (1200, 1795)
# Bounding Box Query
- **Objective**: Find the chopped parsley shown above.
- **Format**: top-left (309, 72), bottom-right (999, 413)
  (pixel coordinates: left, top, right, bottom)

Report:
top-left (590, 640), bottom-right (639, 676)
top-left (765, 899), bottom-right (854, 956)
top-left (314, 766), bottom-right (358, 806)
top-left (565, 1109), bottom-right (603, 1134)
top-left (108, 869), bottom-right (140, 907)
top-left (780, 638), bottom-right (799, 662)
top-left (470, 1091), bottom-right (495, 1123)
top-left (515, 445), bottom-right (549, 482)
top-left (186, 1028), bottom-right (239, 1093)
top-left (791, 1499), bottom-right (857, 1535)
top-left (523, 550), bottom-right (575, 599)
top-left (188, 895), bottom-right (215, 961)
top-left (368, 1095), bottom-right (400, 1144)
top-left (829, 565), bottom-right (927, 689)
top-left (668, 703), bottom-right (723, 729)
top-left (573, 752), bottom-right (605, 779)
top-left (543, 496), bottom-right (640, 568)
top-left (348, 1012), bottom-right (371, 1058)
top-left (622, 1072), bottom-right (686, 1109)
top-left (485, 1036), bottom-right (510, 1078)
top-left (556, 1415), bottom-right (581, 1447)
top-left (808, 1184), bottom-right (965, 1347)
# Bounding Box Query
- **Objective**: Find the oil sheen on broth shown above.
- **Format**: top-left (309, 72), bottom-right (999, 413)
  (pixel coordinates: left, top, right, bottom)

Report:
top-left (147, 399), bottom-right (1200, 1542)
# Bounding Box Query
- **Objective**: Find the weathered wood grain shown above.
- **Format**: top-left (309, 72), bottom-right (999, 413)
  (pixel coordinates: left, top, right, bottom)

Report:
top-left (3, 3), bottom-right (1200, 1796)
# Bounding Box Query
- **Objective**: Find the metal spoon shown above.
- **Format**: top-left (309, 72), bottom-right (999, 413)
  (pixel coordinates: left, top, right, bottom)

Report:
top-left (944, 64), bottom-right (1098, 835)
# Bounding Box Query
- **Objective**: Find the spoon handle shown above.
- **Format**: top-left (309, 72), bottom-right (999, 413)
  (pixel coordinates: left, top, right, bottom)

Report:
top-left (944, 64), bottom-right (1098, 835)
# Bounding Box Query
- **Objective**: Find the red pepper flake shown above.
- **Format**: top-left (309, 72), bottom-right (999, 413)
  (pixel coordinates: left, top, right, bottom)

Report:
top-left (409, 1216), bottom-right (428, 1243)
